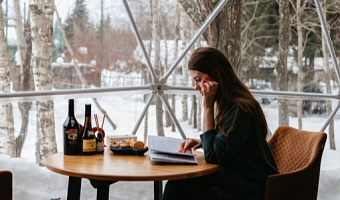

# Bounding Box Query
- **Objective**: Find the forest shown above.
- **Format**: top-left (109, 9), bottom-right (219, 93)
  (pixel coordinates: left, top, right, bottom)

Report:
top-left (0, 0), bottom-right (339, 166)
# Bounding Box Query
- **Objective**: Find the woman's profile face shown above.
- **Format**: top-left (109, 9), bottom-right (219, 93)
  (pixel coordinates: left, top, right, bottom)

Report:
top-left (189, 69), bottom-right (211, 95)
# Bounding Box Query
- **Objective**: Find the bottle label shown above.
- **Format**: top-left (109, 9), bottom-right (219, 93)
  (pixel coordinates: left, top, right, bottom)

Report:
top-left (83, 139), bottom-right (96, 152)
top-left (66, 129), bottom-right (78, 141)
top-left (96, 142), bottom-right (105, 152)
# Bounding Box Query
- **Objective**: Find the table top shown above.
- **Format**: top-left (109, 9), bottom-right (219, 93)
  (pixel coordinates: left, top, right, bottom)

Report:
top-left (45, 149), bottom-right (219, 181)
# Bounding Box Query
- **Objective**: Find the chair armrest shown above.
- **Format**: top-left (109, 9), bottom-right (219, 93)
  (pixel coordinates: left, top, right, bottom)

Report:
top-left (0, 171), bottom-right (12, 200)
top-left (264, 167), bottom-right (320, 200)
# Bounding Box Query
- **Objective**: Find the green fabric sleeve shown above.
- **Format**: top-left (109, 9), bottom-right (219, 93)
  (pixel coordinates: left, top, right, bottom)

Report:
top-left (200, 105), bottom-right (253, 163)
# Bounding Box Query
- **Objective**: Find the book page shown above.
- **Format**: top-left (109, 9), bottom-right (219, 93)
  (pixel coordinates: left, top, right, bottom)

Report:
top-left (148, 136), bottom-right (198, 165)
top-left (148, 135), bottom-right (194, 156)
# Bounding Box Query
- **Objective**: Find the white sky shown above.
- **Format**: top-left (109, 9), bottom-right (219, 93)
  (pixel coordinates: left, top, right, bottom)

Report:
top-left (5, 0), bottom-right (138, 42)
top-left (4, 0), bottom-right (128, 25)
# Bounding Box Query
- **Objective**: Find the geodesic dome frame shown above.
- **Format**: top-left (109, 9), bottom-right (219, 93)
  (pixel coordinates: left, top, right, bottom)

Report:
top-left (120, 0), bottom-right (340, 138)
top-left (1, 0), bottom-right (339, 139)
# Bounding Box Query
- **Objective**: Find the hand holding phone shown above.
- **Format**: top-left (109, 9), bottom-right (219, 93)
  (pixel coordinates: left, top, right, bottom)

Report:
top-left (204, 76), bottom-right (213, 82)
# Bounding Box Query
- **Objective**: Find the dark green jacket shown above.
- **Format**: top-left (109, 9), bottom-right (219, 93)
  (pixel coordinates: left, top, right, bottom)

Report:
top-left (200, 105), bottom-right (278, 200)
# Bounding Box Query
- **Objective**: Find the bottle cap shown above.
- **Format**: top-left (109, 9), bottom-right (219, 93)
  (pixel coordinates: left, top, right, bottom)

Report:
top-left (85, 104), bottom-right (91, 116)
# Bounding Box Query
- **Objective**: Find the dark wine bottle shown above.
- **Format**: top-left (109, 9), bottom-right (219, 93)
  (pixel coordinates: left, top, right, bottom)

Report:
top-left (81, 104), bottom-right (96, 155)
top-left (63, 99), bottom-right (80, 155)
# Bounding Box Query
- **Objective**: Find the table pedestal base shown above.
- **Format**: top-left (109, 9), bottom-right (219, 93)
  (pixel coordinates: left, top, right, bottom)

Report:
top-left (90, 179), bottom-right (116, 200)
top-left (67, 177), bottom-right (81, 200)
top-left (154, 180), bottom-right (163, 200)
top-left (66, 177), bottom-right (163, 200)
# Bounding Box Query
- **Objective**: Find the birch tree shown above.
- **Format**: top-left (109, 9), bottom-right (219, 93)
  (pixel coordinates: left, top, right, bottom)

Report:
top-left (13, 0), bottom-right (25, 72)
top-left (180, 9), bottom-right (189, 122)
top-left (296, 0), bottom-right (305, 129)
top-left (276, 0), bottom-right (290, 126)
top-left (151, 0), bottom-right (165, 136)
top-left (29, 0), bottom-right (57, 166)
top-left (290, 0), bottom-right (320, 129)
top-left (14, 0), bottom-right (34, 157)
top-left (170, 2), bottom-right (181, 132)
top-left (144, 0), bottom-right (153, 141)
top-left (189, 22), bottom-right (198, 128)
top-left (161, 4), bottom-right (171, 128)
top-left (0, 4), bottom-right (15, 157)
top-left (321, 0), bottom-right (335, 150)
top-left (196, 38), bottom-right (202, 132)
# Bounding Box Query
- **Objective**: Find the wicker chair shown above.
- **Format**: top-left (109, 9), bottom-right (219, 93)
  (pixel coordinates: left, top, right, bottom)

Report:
top-left (0, 170), bottom-right (12, 200)
top-left (264, 126), bottom-right (327, 200)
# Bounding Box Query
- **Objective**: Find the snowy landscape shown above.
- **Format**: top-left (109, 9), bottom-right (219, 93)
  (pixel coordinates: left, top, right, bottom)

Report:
top-left (1, 0), bottom-right (340, 199)
top-left (0, 91), bottom-right (339, 200)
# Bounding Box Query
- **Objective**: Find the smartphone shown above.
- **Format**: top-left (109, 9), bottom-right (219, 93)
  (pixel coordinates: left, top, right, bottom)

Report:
top-left (205, 76), bottom-right (213, 82)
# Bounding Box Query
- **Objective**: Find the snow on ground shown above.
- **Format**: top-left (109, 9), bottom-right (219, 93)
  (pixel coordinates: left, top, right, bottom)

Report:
top-left (0, 95), bottom-right (339, 200)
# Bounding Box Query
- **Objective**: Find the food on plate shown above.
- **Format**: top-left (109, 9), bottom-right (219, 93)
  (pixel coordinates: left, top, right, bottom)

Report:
top-left (110, 140), bottom-right (146, 150)
top-left (130, 141), bottom-right (145, 150)
top-left (111, 141), bottom-right (129, 148)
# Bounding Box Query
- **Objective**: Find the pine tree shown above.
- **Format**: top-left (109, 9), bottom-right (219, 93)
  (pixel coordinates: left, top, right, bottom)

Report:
top-left (64, 0), bottom-right (89, 44)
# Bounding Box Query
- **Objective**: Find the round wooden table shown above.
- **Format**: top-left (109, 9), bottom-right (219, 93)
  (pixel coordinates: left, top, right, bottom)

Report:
top-left (45, 149), bottom-right (219, 200)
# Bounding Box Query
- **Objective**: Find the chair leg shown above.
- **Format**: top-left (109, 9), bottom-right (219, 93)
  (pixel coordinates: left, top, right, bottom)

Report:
top-left (0, 171), bottom-right (12, 200)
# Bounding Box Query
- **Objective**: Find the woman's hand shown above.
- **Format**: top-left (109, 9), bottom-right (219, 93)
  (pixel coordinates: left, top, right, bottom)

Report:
top-left (179, 138), bottom-right (202, 152)
top-left (201, 77), bottom-right (218, 109)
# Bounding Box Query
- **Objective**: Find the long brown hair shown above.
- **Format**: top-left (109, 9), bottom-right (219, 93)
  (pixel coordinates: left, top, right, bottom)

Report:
top-left (188, 47), bottom-right (268, 138)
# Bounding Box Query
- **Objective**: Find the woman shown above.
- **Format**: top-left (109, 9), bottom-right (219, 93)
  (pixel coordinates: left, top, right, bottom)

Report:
top-left (162, 47), bottom-right (278, 200)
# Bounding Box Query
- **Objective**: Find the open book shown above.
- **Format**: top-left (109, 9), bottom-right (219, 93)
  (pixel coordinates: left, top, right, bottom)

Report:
top-left (148, 135), bottom-right (198, 165)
